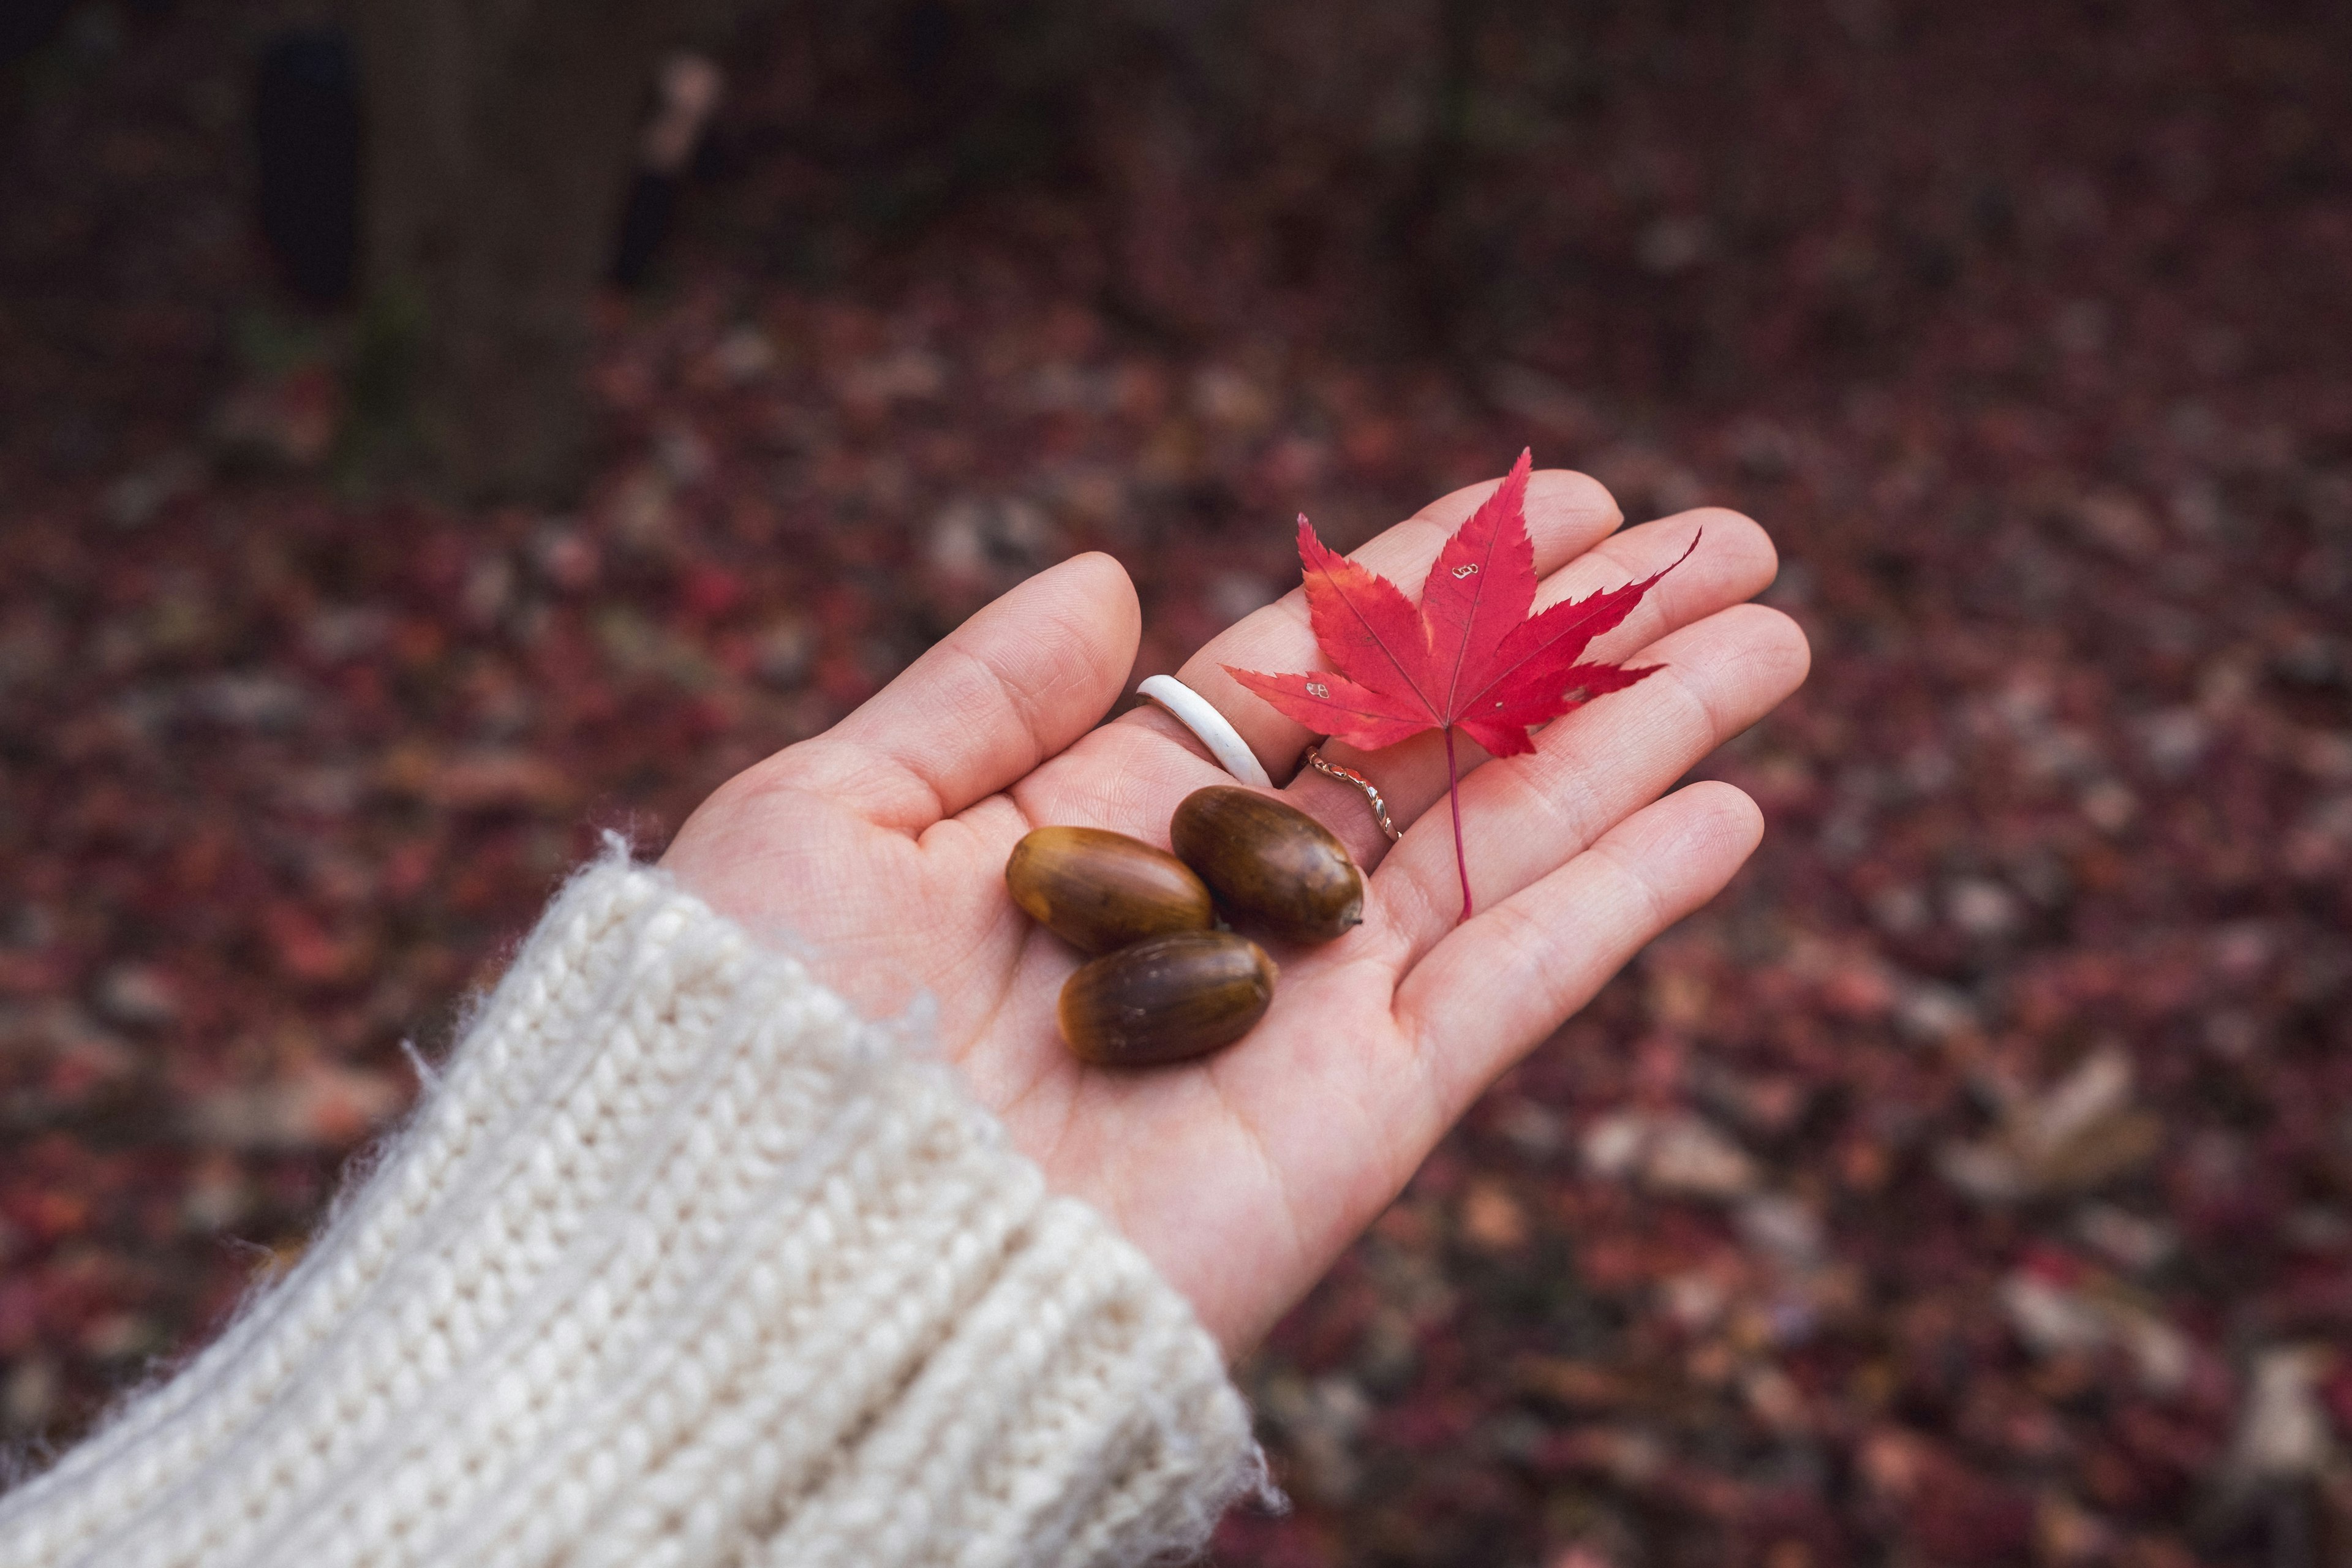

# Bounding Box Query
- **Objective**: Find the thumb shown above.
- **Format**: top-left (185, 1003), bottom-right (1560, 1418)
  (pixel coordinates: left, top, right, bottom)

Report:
top-left (798, 552), bottom-right (1142, 832)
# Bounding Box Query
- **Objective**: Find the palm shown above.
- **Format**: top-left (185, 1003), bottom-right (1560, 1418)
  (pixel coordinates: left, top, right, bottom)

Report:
top-left (664, 469), bottom-right (1809, 1353)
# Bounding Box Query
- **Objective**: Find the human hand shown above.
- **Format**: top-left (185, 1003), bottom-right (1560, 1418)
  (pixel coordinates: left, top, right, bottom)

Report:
top-left (661, 469), bottom-right (1809, 1355)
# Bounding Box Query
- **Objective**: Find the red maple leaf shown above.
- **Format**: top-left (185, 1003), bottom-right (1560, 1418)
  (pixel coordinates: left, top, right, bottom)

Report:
top-left (1226, 450), bottom-right (1695, 918)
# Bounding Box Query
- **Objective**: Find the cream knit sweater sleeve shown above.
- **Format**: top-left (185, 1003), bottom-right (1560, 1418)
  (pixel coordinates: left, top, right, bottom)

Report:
top-left (0, 858), bottom-right (1262, 1568)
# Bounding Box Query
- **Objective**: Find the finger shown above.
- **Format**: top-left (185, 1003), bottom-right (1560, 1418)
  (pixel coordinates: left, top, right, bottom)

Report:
top-left (1124, 467), bottom-right (1623, 778)
top-left (780, 553), bottom-right (1141, 832)
top-left (1373, 602), bottom-right (1809, 959)
top-left (1283, 507), bottom-right (1779, 868)
top-left (1393, 780), bottom-right (1765, 1128)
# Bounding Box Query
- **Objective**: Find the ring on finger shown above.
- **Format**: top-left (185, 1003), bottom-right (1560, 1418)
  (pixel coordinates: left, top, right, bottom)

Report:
top-left (1304, 747), bottom-right (1401, 843)
top-left (1136, 675), bottom-right (1274, 788)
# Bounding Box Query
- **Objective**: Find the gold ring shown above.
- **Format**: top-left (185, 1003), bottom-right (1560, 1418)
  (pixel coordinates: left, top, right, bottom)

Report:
top-left (1304, 748), bottom-right (1401, 843)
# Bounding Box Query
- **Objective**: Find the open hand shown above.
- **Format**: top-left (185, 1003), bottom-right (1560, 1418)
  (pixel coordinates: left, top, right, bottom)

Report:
top-left (661, 467), bottom-right (1809, 1354)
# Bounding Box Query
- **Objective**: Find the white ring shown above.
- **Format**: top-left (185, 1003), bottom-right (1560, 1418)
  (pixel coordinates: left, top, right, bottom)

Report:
top-left (1137, 674), bottom-right (1273, 788)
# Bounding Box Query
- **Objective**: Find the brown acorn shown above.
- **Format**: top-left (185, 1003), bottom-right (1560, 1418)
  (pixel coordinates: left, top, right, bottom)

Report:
top-left (1058, 930), bottom-right (1276, 1067)
top-left (1170, 786), bottom-right (1365, 944)
top-left (1005, 826), bottom-right (1215, 955)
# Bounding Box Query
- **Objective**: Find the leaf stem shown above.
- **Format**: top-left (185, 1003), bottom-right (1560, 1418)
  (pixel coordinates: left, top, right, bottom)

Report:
top-left (1442, 726), bottom-right (1473, 919)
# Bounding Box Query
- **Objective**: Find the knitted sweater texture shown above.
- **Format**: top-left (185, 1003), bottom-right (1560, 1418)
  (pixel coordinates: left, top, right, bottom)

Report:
top-left (0, 859), bottom-right (1260, 1567)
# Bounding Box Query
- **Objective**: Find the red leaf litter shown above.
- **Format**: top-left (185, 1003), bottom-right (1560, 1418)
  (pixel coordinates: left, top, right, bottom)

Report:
top-left (1230, 448), bottom-right (1691, 915)
top-left (3, 3), bottom-right (2350, 1565)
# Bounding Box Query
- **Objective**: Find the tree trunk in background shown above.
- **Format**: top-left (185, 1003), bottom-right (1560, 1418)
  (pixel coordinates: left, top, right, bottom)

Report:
top-left (347, 0), bottom-right (680, 502)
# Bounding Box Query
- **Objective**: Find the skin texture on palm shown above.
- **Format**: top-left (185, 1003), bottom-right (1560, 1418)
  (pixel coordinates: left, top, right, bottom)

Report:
top-left (662, 467), bottom-right (1811, 1355)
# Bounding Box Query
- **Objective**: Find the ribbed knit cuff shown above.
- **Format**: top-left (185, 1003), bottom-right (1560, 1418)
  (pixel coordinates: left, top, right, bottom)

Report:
top-left (0, 856), bottom-right (1261, 1568)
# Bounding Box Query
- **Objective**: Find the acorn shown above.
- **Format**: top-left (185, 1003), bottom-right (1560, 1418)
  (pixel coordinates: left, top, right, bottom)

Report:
top-left (1058, 930), bottom-right (1277, 1067)
top-left (1005, 826), bottom-right (1215, 955)
top-left (1170, 786), bottom-right (1365, 944)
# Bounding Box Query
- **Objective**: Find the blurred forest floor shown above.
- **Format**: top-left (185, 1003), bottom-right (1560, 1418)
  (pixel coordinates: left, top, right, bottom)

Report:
top-left (4, 1), bottom-right (2351, 1563)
